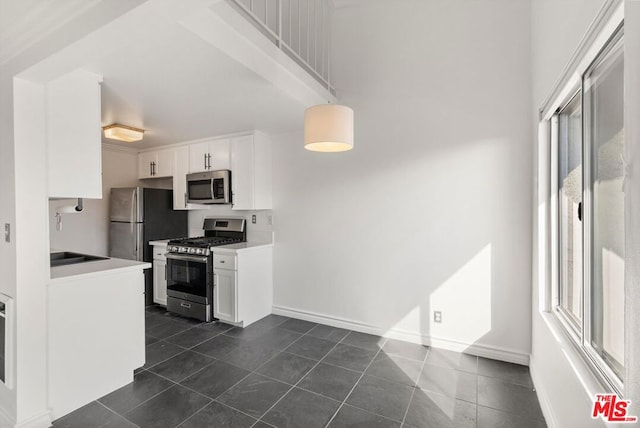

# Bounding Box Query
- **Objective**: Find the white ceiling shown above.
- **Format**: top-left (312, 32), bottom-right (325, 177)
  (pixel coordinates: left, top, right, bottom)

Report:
top-left (91, 16), bottom-right (305, 149)
top-left (6, 0), bottom-right (313, 150)
top-left (0, 0), bottom-right (103, 65)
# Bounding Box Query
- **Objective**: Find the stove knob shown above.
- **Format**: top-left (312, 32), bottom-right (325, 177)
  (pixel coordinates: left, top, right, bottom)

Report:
top-left (197, 248), bottom-right (203, 255)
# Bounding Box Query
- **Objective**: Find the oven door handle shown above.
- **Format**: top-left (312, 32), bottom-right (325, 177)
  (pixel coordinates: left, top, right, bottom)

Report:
top-left (165, 253), bottom-right (209, 263)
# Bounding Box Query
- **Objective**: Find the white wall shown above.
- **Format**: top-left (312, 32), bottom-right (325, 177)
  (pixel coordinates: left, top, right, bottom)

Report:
top-left (529, 1), bottom-right (640, 427)
top-left (49, 146), bottom-right (139, 256)
top-left (0, 65), bottom-right (18, 427)
top-left (531, 0), bottom-right (607, 110)
top-left (0, 2), bottom-right (146, 426)
top-left (271, 0), bottom-right (533, 361)
top-left (13, 77), bottom-right (50, 427)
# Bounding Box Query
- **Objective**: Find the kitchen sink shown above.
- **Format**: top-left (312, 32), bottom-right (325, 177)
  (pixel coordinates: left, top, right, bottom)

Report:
top-left (50, 251), bottom-right (109, 267)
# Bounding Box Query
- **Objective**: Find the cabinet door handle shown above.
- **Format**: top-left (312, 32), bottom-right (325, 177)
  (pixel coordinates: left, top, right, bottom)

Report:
top-left (204, 153), bottom-right (207, 170)
top-left (184, 192), bottom-right (187, 208)
top-left (150, 162), bottom-right (153, 176)
top-left (207, 153), bottom-right (212, 169)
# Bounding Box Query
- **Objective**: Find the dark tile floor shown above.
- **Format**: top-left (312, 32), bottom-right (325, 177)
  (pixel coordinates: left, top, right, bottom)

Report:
top-left (52, 306), bottom-right (547, 428)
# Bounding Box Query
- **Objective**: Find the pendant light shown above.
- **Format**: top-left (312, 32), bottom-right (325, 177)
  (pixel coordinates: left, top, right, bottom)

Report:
top-left (304, 104), bottom-right (354, 152)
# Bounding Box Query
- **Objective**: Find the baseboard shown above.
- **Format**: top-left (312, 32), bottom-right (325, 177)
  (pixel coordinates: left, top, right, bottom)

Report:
top-left (272, 305), bottom-right (530, 365)
top-left (427, 336), bottom-right (530, 365)
top-left (529, 355), bottom-right (558, 428)
top-left (1, 410), bottom-right (52, 428)
top-left (0, 406), bottom-right (14, 428)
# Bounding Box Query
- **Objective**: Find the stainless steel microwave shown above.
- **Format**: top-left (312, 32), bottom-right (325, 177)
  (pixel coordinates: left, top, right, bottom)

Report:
top-left (186, 170), bottom-right (232, 204)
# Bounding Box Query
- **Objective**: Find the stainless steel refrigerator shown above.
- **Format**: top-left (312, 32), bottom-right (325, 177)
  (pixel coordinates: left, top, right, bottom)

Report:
top-left (109, 187), bottom-right (188, 305)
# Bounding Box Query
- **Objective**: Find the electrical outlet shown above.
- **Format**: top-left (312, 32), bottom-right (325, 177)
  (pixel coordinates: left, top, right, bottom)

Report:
top-left (434, 311), bottom-right (442, 323)
top-left (4, 224), bottom-right (9, 243)
top-left (267, 215), bottom-right (273, 226)
top-left (251, 215), bottom-right (257, 224)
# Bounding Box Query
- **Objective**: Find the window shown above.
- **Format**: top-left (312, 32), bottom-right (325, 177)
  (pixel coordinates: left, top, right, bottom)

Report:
top-left (584, 32), bottom-right (625, 381)
top-left (557, 92), bottom-right (583, 333)
top-left (552, 27), bottom-right (624, 391)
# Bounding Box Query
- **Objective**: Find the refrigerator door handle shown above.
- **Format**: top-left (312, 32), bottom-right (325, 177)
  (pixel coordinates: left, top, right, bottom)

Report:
top-left (135, 223), bottom-right (144, 261)
top-left (132, 190), bottom-right (137, 223)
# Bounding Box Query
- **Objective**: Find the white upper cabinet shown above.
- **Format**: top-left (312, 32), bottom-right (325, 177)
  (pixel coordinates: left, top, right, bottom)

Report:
top-left (47, 69), bottom-right (103, 198)
top-left (138, 148), bottom-right (174, 179)
top-left (138, 152), bottom-right (156, 179)
top-left (231, 132), bottom-right (272, 210)
top-left (134, 132), bottom-right (271, 211)
top-left (173, 146), bottom-right (189, 210)
top-left (188, 139), bottom-right (231, 173)
top-left (156, 149), bottom-right (174, 177)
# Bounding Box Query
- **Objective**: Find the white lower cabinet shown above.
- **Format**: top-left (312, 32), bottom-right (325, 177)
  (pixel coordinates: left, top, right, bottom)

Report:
top-left (213, 267), bottom-right (237, 323)
top-left (48, 268), bottom-right (145, 419)
top-left (153, 260), bottom-right (167, 306)
top-left (152, 243), bottom-right (168, 306)
top-left (212, 246), bottom-right (273, 327)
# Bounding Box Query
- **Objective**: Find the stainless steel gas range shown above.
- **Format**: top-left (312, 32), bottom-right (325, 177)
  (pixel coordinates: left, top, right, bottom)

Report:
top-left (165, 218), bottom-right (246, 322)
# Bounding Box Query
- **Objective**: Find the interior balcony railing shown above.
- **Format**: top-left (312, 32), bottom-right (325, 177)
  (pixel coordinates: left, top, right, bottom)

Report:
top-left (229, 0), bottom-right (335, 96)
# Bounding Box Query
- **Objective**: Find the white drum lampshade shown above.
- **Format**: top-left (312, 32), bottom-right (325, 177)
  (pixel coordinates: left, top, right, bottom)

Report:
top-left (304, 104), bottom-right (354, 152)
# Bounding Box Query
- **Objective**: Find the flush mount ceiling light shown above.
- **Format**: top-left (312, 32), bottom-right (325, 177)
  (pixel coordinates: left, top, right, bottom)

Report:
top-left (304, 104), bottom-right (354, 152)
top-left (102, 124), bottom-right (145, 142)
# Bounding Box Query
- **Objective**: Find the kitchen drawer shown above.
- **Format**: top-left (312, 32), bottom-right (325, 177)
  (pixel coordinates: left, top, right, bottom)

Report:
top-left (214, 253), bottom-right (236, 270)
top-left (153, 246), bottom-right (167, 261)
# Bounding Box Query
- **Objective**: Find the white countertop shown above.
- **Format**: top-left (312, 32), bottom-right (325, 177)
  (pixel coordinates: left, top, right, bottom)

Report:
top-left (211, 241), bottom-right (273, 254)
top-left (149, 239), bottom-right (170, 246)
top-left (50, 257), bottom-right (151, 282)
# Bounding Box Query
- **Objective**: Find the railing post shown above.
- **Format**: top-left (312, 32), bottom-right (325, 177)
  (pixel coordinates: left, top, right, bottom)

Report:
top-left (229, 0), bottom-right (332, 93)
top-left (277, 0), bottom-right (281, 47)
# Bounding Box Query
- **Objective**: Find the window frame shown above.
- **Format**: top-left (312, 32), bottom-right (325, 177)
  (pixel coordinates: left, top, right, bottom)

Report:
top-left (549, 24), bottom-right (625, 396)
top-left (552, 89), bottom-right (584, 339)
top-left (582, 27), bottom-right (625, 391)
